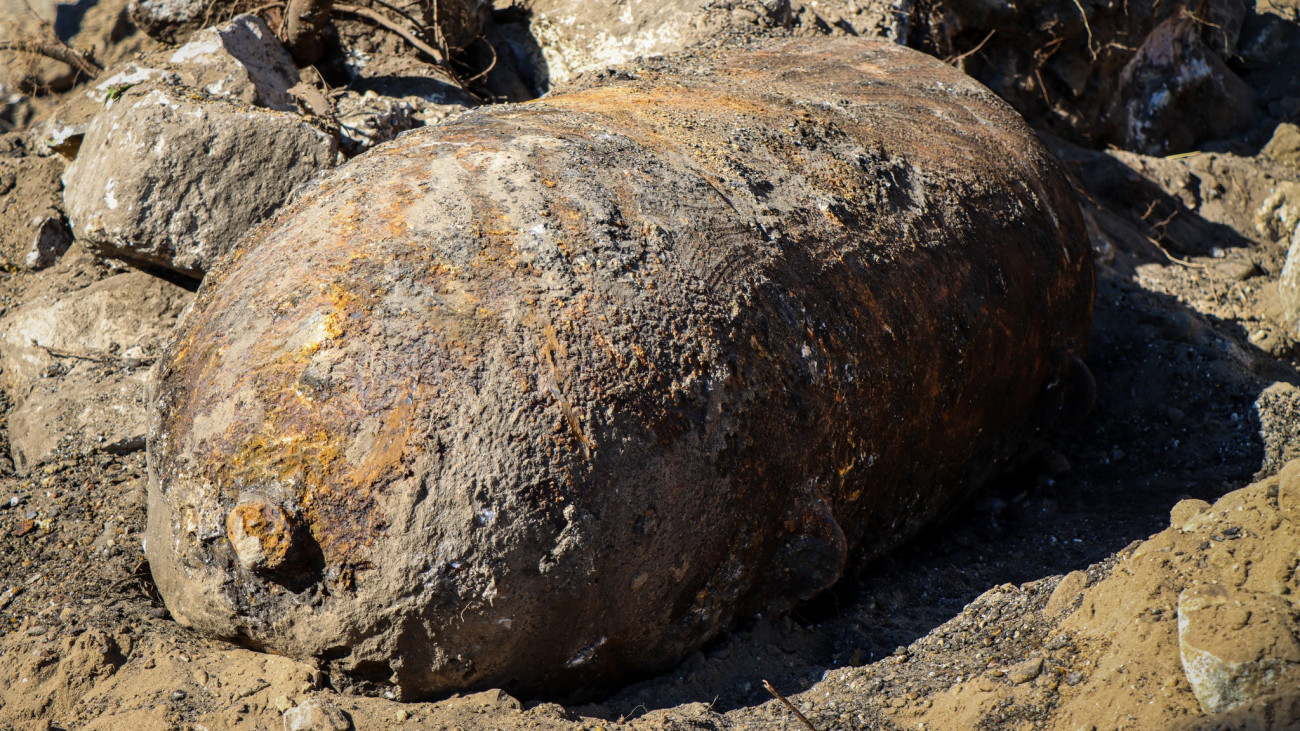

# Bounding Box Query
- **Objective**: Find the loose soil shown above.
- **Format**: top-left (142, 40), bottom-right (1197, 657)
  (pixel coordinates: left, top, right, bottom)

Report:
top-left (2, 1), bottom-right (1300, 729)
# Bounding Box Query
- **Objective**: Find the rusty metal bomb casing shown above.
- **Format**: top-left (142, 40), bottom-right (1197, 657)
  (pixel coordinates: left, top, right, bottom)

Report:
top-left (146, 37), bottom-right (1094, 698)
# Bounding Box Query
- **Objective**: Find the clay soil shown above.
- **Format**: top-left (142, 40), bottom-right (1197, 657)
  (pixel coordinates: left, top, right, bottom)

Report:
top-left (3, 1), bottom-right (1300, 730)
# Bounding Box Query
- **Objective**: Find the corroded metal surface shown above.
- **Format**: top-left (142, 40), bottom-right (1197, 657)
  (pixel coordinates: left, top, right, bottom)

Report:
top-left (146, 36), bottom-right (1094, 698)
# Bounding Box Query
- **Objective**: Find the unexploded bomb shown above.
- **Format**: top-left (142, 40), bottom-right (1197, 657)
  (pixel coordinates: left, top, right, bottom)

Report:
top-left (146, 36), bottom-right (1095, 698)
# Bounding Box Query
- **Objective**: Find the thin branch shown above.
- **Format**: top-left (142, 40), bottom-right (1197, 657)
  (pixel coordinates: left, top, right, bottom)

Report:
top-left (1069, 0), bottom-right (1097, 60)
top-left (461, 35), bottom-right (497, 84)
top-left (34, 343), bottom-right (156, 365)
top-left (0, 40), bottom-right (102, 79)
top-left (333, 2), bottom-right (444, 63)
top-left (763, 680), bottom-right (820, 731)
top-left (947, 29), bottom-right (995, 66)
top-left (369, 0), bottom-right (428, 32)
top-left (1146, 236), bottom-right (1207, 269)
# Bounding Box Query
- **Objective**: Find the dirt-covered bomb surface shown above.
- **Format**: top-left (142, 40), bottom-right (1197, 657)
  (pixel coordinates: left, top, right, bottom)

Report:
top-left (145, 37), bottom-right (1092, 699)
top-left (2, 0), bottom-right (1300, 729)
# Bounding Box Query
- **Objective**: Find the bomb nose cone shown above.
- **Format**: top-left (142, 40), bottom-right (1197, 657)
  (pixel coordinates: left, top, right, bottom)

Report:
top-left (226, 498), bottom-right (298, 572)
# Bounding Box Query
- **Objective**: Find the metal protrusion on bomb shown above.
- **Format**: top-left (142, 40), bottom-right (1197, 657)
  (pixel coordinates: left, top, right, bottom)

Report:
top-left (226, 498), bottom-right (297, 571)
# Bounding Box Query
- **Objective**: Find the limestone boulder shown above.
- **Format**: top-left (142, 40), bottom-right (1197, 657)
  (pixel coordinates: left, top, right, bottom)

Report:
top-left (35, 14), bottom-right (301, 162)
top-left (62, 84), bottom-right (337, 278)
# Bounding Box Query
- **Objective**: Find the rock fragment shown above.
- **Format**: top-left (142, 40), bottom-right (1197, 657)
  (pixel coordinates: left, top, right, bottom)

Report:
top-left (1170, 498), bottom-right (1213, 532)
top-left (1274, 217), bottom-right (1300, 336)
top-left (34, 14), bottom-right (302, 163)
top-left (1111, 16), bottom-right (1256, 156)
top-left (25, 217), bottom-right (74, 271)
top-left (283, 698), bottom-right (352, 731)
top-left (1007, 657), bottom-right (1044, 684)
top-left (1278, 460), bottom-right (1300, 525)
top-left (0, 155), bottom-right (69, 271)
top-left (1178, 584), bottom-right (1300, 714)
top-left (1264, 122), bottom-right (1300, 171)
top-left (164, 14), bottom-right (301, 112)
top-left (62, 84), bottom-right (337, 278)
top-left (226, 498), bottom-right (299, 572)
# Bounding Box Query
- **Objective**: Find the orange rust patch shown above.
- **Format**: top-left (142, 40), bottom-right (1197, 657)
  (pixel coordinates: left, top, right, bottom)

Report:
top-left (226, 499), bottom-right (296, 571)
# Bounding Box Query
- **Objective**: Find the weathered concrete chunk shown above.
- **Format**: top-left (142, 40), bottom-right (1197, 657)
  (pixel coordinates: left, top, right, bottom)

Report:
top-left (146, 38), bottom-right (1094, 698)
top-left (1179, 584), bottom-right (1300, 714)
top-left (62, 84), bottom-right (337, 277)
top-left (0, 248), bottom-right (192, 471)
top-left (167, 14), bottom-right (301, 112)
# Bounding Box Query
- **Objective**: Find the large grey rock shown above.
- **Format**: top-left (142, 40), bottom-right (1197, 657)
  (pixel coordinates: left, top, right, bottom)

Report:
top-left (62, 85), bottom-right (337, 277)
top-left (0, 248), bottom-right (192, 471)
top-left (1112, 16), bottom-right (1256, 155)
top-left (165, 14), bottom-right (301, 112)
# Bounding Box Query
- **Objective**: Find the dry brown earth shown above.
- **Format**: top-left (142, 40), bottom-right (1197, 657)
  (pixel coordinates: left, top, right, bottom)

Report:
top-left (1, 1), bottom-right (1300, 729)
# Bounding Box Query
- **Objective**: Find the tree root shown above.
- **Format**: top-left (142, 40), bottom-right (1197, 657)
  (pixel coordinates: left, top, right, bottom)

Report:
top-left (0, 39), bottom-right (102, 80)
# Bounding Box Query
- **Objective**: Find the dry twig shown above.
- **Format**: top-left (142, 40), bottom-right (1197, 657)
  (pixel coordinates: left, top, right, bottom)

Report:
top-left (947, 29), bottom-right (995, 66)
top-left (1069, 0), bottom-right (1097, 59)
top-left (762, 679), bottom-right (820, 731)
top-left (334, 2), bottom-right (445, 62)
top-left (35, 343), bottom-right (156, 366)
top-left (0, 40), bottom-right (102, 80)
top-left (1146, 236), bottom-right (1207, 269)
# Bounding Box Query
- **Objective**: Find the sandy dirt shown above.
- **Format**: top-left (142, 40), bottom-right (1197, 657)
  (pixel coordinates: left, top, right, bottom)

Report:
top-left (2, 1), bottom-right (1300, 729)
